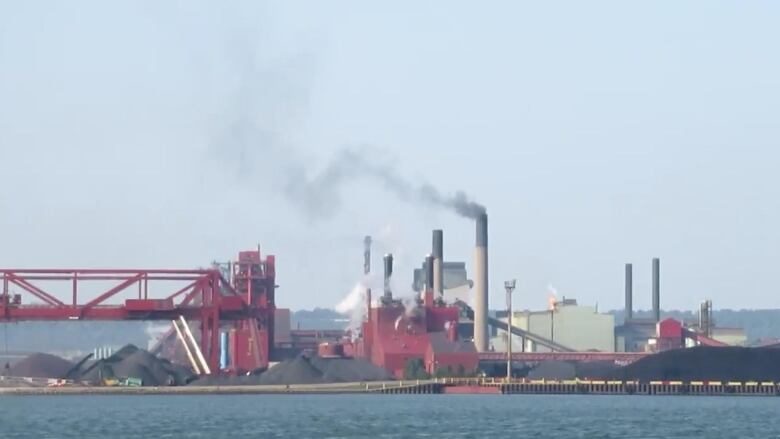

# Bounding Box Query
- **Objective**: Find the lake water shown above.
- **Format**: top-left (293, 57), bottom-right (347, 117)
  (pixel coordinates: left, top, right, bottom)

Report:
top-left (1, 394), bottom-right (779, 438)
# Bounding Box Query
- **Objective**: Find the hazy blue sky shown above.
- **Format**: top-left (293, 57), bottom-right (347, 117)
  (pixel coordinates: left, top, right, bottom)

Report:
top-left (1, 1), bottom-right (778, 312)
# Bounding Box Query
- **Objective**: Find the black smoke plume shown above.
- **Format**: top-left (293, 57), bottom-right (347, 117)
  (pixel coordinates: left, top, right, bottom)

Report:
top-left (283, 146), bottom-right (486, 220)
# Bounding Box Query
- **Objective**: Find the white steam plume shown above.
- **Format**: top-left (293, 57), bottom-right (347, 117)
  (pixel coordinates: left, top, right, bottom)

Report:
top-left (335, 276), bottom-right (373, 335)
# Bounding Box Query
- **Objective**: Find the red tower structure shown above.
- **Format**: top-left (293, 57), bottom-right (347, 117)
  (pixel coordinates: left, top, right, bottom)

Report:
top-left (225, 249), bottom-right (276, 373)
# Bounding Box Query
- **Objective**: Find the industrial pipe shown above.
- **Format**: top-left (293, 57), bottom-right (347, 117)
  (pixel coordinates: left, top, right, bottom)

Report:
top-left (219, 331), bottom-right (229, 370)
top-left (172, 319), bottom-right (201, 375)
top-left (179, 315), bottom-right (211, 375)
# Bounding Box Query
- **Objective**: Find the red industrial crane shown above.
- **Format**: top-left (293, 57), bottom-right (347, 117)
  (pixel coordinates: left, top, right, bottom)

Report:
top-left (0, 249), bottom-right (276, 375)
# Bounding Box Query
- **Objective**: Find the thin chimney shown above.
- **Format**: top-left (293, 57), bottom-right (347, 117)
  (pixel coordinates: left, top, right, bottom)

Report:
top-left (424, 254), bottom-right (434, 307)
top-left (363, 236), bottom-right (371, 275)
top-left (432, 230), bottom-right (444, 297)
top-left (473, 213), bottom-right (489, 352)
top-left (365, 235), bottom-right (372, 320)
top-left (383, 253), bottom-right (393, 300)
top-left (625, 263), bottom-right (633, 322)
top-left (652, 258), bottom-right (660, 322)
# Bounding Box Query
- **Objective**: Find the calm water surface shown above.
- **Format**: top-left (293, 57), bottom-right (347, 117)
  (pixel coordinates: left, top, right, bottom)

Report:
top-left (1, 394), bottom-right (779, 438)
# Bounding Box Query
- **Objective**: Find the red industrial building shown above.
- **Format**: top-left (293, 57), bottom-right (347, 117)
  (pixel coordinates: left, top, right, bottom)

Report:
top-left (654, 318), bottom-right (684, 351)
top-left (345, 250), bottom-right (479, 378)
top-left (349, 293), bottom-right (478, 378)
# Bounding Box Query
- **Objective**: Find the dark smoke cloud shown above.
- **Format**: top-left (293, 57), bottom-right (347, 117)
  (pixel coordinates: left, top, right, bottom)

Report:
top-left (209, 36), bottom-right (484, 220)
top-left (283, 146), bottom-right (486, 220)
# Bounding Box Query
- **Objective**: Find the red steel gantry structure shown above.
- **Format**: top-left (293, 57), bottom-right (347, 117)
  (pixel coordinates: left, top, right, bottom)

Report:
top-left (0, 248), bottom-right (276, 375)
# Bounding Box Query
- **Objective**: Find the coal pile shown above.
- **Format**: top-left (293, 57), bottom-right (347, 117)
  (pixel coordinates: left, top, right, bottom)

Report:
top-left (9, 353), bottom-right (74, 379)
top-left (258, 355), bottom-right (324, 385)
top-left (188, 354), bottom-right (392, 386)
top-left (575, 361), bottom-right (620, 379)
top-left (526, 361), bottom-right (576, 380)
top-left (187, 357), bottom-right (323, 387)
top-left (611, 347), bottom-right (780, 382)
top-left (515, 361), bottom-right (619, 380)
top-left (188, 373), bottom-right (264, 386)
top-left (309, 356), bottom-right (392, 382)
top-left (74, 344), bottom-right (195, 386)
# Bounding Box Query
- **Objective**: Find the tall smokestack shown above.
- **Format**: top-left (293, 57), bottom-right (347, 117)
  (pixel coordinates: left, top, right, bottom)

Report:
top-left (474, 213), bottom-right (488, 352)
top-left (425, 254), bottom-right (435, 291)
top-left (363, 236), bottom-right (371, 275)
top-left (383, 253), bottom-right (393, 300)
top-left (432, 230), bottom-right (444, 297)
top-left (652, 258), bottom-right (660, 322)
top-left (424, 254), bottom-right (434, 307)
top-left (364, 235), bottom-right (372, 320)
top-left (625, 263), bottom-right (633, 322)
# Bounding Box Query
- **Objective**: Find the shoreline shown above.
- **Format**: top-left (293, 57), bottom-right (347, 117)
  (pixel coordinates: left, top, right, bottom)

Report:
top-left (2, 379), bottom-right (780, 396)
top-left (0, 380), bottom-right (432, 396)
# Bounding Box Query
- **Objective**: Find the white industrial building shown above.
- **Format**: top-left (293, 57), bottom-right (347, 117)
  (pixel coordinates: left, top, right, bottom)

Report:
top-left (492, 298), bottom-right (615, 353)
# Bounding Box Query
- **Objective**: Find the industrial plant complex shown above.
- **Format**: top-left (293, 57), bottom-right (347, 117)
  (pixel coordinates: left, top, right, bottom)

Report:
top-left (2, 207), bottom-right (770, 397)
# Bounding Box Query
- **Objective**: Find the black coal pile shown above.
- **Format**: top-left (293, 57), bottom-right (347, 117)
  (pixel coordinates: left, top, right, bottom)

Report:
top-left (526, 361), bottom-right (576, 380)
top-left (309, 356), bottom-right (392, 382)
top-left (611, 347), bottom-right (780, 382)
top-left (575, 361), bottom-right (620, 379)
top-left (515, 361), bottom-right (619, 380)
top-left (188, 373), bottom-right (264, 386)
top-left (188, 354), bottom-right (392, 386)
top-left (257, 355), bottom-right (324, 385)
top-left (9, 353), bottom-right (74, 379)
top-left (74, 344), bottom-right (195, 386)
top-left (187, 357), bottom-right (322, 387)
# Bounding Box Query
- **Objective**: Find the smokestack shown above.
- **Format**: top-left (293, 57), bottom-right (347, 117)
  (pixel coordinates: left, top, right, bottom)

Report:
top-left (432, 230), bottom-right (444, 297)
top-left (364, 235), bottom-right (372, 320)
top-left (625, 263), bottom-right (633, 322)
top-left (473, 213), bottom-right (489, 352)
top-left (366, 288), bottom-right (372, 322)
top-left (652, 258), bottom-right (660, 322)
top-left (363, 236), bottom-right (371, 275)
top-left (383, 253), bottom-right (393, 299)
top-left (698, 300), bottom-right (713, 337)
top-left (425, 254), bottom-right (435, 291)
top-left (424, 254), bottom-right (434, 307)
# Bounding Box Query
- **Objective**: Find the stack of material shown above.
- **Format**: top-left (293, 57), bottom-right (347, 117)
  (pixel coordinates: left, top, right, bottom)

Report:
top-left (8, 353), bottom-right (74, 379)
top-left (187, 373), bottom-right (264, 386)
top-left (526, 361), bottom-right (577, 380)
top-left (309, 356), bottom-right (392, 382)
top-left (257, 356), bottom-right (324, 385)
top-left (611, 346), bottom-right (780, 382)
top-left (188, 354), bottom-right (392, 386)
top-left (574, 361), bottom-right (620, 379)
top-left (74, 344), bottom-right (195, 386)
